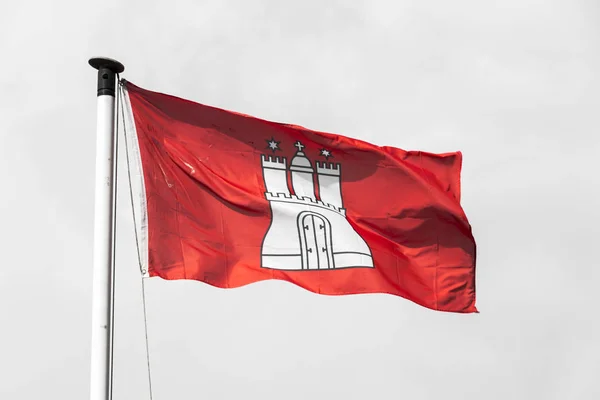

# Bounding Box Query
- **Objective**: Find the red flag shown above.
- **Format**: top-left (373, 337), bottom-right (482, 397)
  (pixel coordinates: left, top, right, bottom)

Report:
top-left (122, 81), bottom-right (476, 313)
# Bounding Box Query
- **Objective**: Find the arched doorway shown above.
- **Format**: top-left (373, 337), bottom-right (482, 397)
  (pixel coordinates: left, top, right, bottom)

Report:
top-left (297, 211), bottom-right (334, 269)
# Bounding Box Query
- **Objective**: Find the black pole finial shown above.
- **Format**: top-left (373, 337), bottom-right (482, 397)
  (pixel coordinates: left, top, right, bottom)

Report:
top-left (89, 57), bottom-right (125, 97)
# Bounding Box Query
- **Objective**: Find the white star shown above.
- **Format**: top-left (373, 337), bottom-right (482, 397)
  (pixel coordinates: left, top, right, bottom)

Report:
top-left (265, 137), bottom-right (281, 153)
top-left (320, 149), bottom-right (332, 159)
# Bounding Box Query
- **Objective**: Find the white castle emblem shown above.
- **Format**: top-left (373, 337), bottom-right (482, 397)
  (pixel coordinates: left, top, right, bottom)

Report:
top-left (261, 141), bottom-right (374, 270)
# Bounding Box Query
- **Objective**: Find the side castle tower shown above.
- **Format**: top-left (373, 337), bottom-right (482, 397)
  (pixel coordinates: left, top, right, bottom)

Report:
top-left (260, 141), bottom-right (374, 271)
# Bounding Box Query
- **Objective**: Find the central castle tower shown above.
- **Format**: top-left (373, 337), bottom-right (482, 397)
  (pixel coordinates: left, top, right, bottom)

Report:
top-left (260, 141), bottom-right (374, 271)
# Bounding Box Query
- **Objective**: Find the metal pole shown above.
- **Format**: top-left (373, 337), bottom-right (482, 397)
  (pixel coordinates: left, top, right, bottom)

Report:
top-left (88, 57), bottom-right (125, 400)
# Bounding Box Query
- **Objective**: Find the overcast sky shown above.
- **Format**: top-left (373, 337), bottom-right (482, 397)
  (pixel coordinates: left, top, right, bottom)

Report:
top-left (1, 1), bottom-right (599, 399)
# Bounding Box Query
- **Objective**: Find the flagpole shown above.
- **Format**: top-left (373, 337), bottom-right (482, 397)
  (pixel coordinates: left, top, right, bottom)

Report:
top-left (88, 57), bottom-right (124, 400)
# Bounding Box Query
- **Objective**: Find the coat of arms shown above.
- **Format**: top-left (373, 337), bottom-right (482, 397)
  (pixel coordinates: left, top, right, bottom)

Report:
top-left (260, 140), bottom-right (374, 270)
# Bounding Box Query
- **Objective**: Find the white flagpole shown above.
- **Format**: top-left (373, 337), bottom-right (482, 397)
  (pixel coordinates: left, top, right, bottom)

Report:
top-left (88, 57), bottom-right (124, 400)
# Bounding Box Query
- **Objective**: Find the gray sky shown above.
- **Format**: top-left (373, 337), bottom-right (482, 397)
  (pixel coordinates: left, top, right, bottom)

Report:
top-left (1, 0), bottom-right (599, 399)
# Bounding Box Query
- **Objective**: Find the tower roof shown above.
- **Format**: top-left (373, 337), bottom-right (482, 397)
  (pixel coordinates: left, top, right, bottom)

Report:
top-left (291, 151), bottom-right (312, 169)
top-left (290, 141), bottom-right (313, 171)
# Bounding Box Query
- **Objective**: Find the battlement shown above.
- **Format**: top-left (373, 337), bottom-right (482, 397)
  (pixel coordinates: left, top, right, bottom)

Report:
top-left (265, 192), bottom-right (346, 216)
top-left (262, 155), bottom-right (287, 170)
top-left (316, 161), bottom-right (341, 176)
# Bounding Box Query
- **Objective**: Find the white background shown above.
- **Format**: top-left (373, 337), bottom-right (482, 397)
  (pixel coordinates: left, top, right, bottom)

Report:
top-left (1, 1), bottom-right (599, 399)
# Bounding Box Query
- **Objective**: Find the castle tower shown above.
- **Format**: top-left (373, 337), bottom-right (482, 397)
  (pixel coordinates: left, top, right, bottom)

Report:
top-left (261, 155), bottom-right (289, 195)
top-left (316, 162), bottom-right (343, 208)
top-left (289, 141), bottom-right (315, 200)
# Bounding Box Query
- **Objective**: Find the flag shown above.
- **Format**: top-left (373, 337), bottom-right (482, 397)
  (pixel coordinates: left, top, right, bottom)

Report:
top-left (121, 80), bottom-right (477, 313)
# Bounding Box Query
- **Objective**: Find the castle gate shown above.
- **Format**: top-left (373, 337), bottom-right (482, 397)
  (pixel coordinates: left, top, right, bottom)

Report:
top-left (297, 211), bottom-right (334, 269)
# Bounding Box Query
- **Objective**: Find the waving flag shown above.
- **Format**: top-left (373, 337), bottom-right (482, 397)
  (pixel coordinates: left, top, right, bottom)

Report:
top-left (122, 80), bottom-right (477, 313)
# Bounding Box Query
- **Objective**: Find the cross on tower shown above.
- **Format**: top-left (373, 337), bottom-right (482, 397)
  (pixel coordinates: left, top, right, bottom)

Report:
top-left (294, 141), bottom-right (305, 152)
